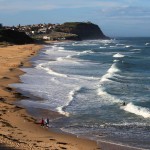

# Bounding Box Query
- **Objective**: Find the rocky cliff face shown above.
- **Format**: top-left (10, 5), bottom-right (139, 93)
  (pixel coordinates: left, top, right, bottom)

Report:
top-left (55, 22), bottom-right (109, 40)
top-left (0, 29), bottom-right (34, 44)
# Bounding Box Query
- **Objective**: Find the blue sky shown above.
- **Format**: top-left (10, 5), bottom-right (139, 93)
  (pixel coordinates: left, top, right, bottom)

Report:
top-left (0, 0), bottom-right (150, 37)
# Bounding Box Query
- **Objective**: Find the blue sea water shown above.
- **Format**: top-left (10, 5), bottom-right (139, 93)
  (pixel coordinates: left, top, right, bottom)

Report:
top-left (12, 38), bottom-right (150, 149)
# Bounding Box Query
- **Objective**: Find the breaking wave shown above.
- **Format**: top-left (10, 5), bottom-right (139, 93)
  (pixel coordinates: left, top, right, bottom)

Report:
top-left (56, 87), bottom-right (81, 117)
top-left (122, 102), bottom-right (150, 118)
top-left (113, 53), bottom-right (125, 58)
top-left (36, 63), bottom-right (67, 77)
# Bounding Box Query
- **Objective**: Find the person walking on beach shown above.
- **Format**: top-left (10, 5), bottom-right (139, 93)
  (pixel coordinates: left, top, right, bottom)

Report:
top-left (45, 118), bottom-right (50, 127)
top-left (41, 118), bottom-right (44, 127)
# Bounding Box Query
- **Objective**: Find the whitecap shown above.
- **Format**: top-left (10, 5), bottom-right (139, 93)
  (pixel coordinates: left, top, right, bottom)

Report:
top-left (122, 102), bottom-right (150, 118)
top-left (78, 50), bottom-right (94, 55)
top-left (125, 45), bottom-right (132, 48)
top-left (56, 87), bottom-right (81, 117)
top-left (100, 63), bottom-right (120, 83)
top-left (110, 46), bottom-right (116, 48)
top-left (107, 63), bottom-right (120, 74)
top-left (100, 47), bottom-right (106, 49)
top-left (113, 53), bottom-right (125, 58)
top-left (36, 63), bottom-right (67, 77)
top-left (66, 55), bottom-right (71, 58)
top-left (130, 49), bottom-right (141, 51)
top-left (116, 44), bottom-right (125, 46)
top-left (145, 43), bottom-right (150, 46)
top-left (56, 57), bottom-right (64, 61)
top-left (56, 106), bottom-right (70, 117)
top-left (113, 60), bottom-right (120, 63)
top-left (97, 87), bottom-right (121, 104)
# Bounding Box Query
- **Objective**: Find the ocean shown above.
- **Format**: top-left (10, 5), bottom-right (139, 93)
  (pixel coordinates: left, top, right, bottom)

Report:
top-left (12, 37), bottom-right (150, 149)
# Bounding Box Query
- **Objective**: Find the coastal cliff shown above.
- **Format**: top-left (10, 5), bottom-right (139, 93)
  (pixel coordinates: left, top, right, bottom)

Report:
top-left (0, 22), bottom-right (109, 44)
top-left (55, 22), bottom-right (109, 40)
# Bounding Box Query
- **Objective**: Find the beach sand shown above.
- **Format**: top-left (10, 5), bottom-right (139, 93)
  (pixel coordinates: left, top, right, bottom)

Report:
top-left (0, 44), bottom-right (100, 150)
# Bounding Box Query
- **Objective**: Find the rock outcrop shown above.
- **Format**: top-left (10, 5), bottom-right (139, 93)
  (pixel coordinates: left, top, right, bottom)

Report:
top-left (55, 22), bottom-right (109, 40)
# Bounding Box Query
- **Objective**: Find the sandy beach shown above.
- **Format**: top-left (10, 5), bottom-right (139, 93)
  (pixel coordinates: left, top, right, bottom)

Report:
top-left (0, 44), bottom-right (100, 150)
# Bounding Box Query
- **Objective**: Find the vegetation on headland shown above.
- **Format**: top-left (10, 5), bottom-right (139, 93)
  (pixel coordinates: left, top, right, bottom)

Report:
top-left (0, 29), bottom-right (34, 45)
top-left (0, 22), bottom-right (109, 46)
top-left (55, 22), bottom-right (108, 40)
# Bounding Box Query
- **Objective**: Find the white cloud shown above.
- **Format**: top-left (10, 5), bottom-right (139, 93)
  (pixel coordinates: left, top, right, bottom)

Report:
top-left (98, 6), bottom-right (150, 20)
top-left (0, 1), bottom-right (57, 12)
top-left (1, 0), bottom-right (150, 13)
top-left (0, 0), bottom-right (123, 12)
top-left (1, 0), bottom-right (150, 26)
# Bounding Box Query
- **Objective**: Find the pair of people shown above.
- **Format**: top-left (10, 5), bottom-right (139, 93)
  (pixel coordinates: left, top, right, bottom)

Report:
top-left (41, 118), bottom-right (50, 127)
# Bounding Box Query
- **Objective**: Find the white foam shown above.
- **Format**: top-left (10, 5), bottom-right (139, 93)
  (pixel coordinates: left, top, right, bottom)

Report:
top-left (98, 61), bottom-right (121, 103)
top-left (113, 60), bottom-right (119, 62)
top-left (110, 46), bottom-right (116, 48)
top-left (145, 43), bottom-right (150, 46)
top-left (108, 63), bottom-right (120, 74)
top-left (44, 45), bottom-right (77, 56)
top-left (108, 122), bottom-right (149, 127)
top-left (99, 39), bottom-right (116, 44)
top-left (69, 87), bottom-right (81, 101)
top-left (100, 74), bottom-right (111, 82)
top-left (125, 45), bottom-right (132, 48)
top-left (97, 87), bottom-right (121, 104)
top-left (122, 102), bottom-right (150, 118)
top-left (130, 49), bottom-right (141, 51)
top-left (57, 57), bottom-right (64, 61)
top-left (57, 46), bottom-right (65, 50)
top-left (100, 63), bottom-right (120, 82)
top-left (77, 50), bottom-right (93, 55)
top-left (45, 67), bottom-right (67, 77)
top-left (56, 87), bottom-right (81, 117)
top-left (56, 106), bottom-right (70, 117)
top-left (66, 55), bottom-right (71, 58)
top-left (36, 63), bottom-right (67, 77)
top-left (113, 53), bottom-right (125, 58)
top-left (50, 45), bottom-right (65, 51)
top-left (116, 44), bottom-right (125, 46)
top-left (100, 47), bottom-right (106, 49)
top-left (76, 75), bottom-right (100, 81)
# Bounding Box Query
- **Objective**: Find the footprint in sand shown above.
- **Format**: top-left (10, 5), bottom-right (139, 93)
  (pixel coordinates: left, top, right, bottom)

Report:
top-left (57, 142), bottom-right (67, 145)
top-left (2, 76), bottom-right (10, 79)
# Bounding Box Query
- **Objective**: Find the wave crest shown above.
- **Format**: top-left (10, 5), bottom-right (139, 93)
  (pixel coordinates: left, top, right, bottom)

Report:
top-left (113, 53), bottom-right (125, 58)
top-left (36, 63), bottom-right (67, 77)
top-left (122, 102), bottom-right (150, 118)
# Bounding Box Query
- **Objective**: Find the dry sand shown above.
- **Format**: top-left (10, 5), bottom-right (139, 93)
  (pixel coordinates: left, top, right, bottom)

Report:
top-left (0, 44), bottom-right (100, 150)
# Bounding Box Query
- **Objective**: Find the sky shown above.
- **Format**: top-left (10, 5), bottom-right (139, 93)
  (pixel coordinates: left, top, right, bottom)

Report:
top-left (0, 0), bottom-right (150, 37)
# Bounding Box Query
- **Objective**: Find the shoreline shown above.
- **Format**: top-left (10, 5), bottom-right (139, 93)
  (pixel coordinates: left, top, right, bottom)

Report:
top-left (0, 44), bottom-right (100, 150)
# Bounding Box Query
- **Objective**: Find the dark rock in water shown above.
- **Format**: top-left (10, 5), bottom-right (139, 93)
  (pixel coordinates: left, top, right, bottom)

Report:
top-left (0, 29), bottom-right (34, 44)
top-left (55, 22), bottom-right (109, 40)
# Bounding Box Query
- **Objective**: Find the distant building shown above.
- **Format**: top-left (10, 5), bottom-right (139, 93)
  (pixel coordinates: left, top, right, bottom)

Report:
top-left (43, 36), bottom-right (50, 40)
top-left (38, 28), bottom-right (47, 34)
